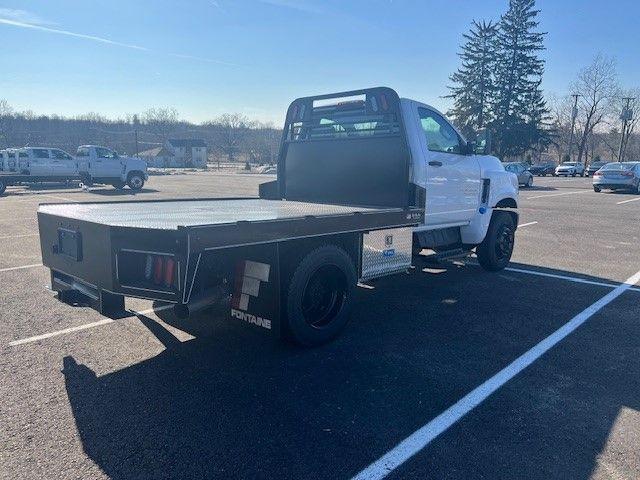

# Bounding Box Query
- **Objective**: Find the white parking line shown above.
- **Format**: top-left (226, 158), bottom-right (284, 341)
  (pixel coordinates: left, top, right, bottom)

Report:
top-left (616, 197), bottom-right (640, 205)
top-left (517, 221), bottom-right (538, 228)
top-left (505, 266), bottom-right (640, 293)
top-left (352, 268), bottom-right (640, 480)
top-left (526, 190), bottom-right (589, 200)
top-left (0, 264), bottom-right (42, 273)
top-left (8, 304), bottom-right (174, 346)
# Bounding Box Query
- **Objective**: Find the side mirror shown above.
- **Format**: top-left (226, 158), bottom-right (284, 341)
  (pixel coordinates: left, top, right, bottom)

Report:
top-left (474, 128), bottom-right (492, 155)
top-left (464, 141), bottom-right (477, 155)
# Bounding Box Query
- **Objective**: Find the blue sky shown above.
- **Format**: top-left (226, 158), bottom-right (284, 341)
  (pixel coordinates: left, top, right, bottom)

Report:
top-left (0, 0), bottom-right (638, 125)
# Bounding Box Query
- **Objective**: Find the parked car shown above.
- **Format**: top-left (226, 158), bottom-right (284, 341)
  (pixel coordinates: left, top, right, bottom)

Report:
top-left (592, 162), bottom-right (640, 193)
top-left (504, 162), bottom-right (534, 187)
top-left (528, 163), bottom-right (556, 176)
top-left (76, 145), bottom-right (148, 190)
top-left (585, 161), bottom-right (606, 177)
top-left (555, 161), bottom-right (585, 177)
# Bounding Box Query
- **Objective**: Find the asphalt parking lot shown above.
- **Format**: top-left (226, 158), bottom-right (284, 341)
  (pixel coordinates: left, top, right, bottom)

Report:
top-left (1, 173), bottom-right (639, 479)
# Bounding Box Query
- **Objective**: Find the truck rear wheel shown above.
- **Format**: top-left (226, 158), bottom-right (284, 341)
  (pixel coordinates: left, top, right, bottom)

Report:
top-left (285, 245), bottom-right (357, 346)
top-left (127, 173), bottom-right (145, 191)
top-left (476, 211), bottom-right (515, 272)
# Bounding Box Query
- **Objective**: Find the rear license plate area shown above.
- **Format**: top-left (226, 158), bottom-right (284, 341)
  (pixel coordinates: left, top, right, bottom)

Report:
top-left (57, 228), bottom-right (82, 261)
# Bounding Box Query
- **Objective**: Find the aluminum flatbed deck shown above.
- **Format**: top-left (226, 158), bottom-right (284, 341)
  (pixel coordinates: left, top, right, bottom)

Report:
top-left (38, 198), bottom-right (400, 230)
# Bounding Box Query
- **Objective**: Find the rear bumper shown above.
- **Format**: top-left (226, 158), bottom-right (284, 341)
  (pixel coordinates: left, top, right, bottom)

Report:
top-left (51, 270), bottom-right (128, 319)
top-left (593, 179), bottom-right (636, 188)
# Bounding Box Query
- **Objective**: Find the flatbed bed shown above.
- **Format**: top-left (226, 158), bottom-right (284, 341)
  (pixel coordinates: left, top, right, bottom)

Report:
top-left (38, 198), bottom-right (405, 230)
top-left (38, 197), bottom-right (423, 343)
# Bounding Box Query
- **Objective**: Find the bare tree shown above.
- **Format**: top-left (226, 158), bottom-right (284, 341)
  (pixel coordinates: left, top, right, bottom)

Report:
top-left (0, 99), bottom-right (14, 148)
top-left (547, 94), bottom-right (573, 162)
top-left (142, 107), bottom-right (180, 141)
top-left (571, 54), bottom-right (619, 166)
top-left (210, 113), bottom-right (253, 163)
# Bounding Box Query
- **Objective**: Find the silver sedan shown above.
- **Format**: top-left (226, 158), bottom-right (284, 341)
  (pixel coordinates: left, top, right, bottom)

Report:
top-left (593, 162), bottom-right (640, 193)
top-left (504, 162), bottom-right (534, 188)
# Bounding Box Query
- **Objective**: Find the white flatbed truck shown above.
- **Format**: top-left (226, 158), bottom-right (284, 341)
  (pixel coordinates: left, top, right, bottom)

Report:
top-left (37, 88), bottom-right (519, 346)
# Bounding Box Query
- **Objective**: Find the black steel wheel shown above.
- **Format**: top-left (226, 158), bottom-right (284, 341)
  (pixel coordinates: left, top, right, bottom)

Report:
top-left (476, 211), bottom-right (516, 272)
top-left (286, 245), bottom-right (356, 346)
top-left (127, 173), bottom-right (145, 190)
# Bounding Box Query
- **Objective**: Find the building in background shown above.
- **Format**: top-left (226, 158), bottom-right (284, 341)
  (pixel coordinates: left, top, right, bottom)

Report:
top-left (140, 139), bottom-right (208, 168)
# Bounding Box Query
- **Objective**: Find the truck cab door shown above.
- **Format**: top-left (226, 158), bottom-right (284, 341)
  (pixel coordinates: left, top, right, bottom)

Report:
top-left (29, 149), bottom-right (52, 176)
top-left (92, 147), bottom-right (119, 179)
top-left (416, 107), bottom-right (481, 225)
top-left (50, 149), bottom-right (77, 177)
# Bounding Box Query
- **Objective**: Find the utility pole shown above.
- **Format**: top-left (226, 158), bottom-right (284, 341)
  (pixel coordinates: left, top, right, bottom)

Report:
top-left (618, 97), bottom-right (634, 162)
top-left (133, 114), bottom-right (140, 158)
top-left (567, 94), bottom-right (580, 162)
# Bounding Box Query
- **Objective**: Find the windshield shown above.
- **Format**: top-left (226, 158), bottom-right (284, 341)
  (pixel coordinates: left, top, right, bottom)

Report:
top-left (561, 162), bottom-right (576, 166)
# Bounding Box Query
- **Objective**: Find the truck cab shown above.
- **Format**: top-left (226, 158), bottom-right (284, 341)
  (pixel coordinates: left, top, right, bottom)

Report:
top-left (262, 87), bottom-right (519, 270)
top-left (76, 145), bottom-right (148, 190)
top-left (18, 147), bottom-right (78, 179)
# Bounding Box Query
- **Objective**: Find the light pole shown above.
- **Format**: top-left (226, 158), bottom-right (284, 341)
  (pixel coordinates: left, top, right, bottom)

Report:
top-left (618, 97), bottom-right (634, 162)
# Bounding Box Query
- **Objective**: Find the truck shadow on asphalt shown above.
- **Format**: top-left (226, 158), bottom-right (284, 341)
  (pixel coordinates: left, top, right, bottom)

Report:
top-left (521, 185), bottom-right (557, 192)
top-left (86, 188), bottom-right (159, 196)
top-left (62, 262), bottom-right (640, 479)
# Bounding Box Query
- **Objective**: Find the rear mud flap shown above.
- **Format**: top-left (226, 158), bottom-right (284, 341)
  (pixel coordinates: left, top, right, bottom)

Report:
top-left (228, 244), bottom-right (281, 337)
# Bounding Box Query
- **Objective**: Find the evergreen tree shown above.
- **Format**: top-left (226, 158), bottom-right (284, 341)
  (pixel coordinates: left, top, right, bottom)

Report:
top-left (447, 20), bottom-right (498, 138)
top-left (491, 0), bottom-right (550, 158)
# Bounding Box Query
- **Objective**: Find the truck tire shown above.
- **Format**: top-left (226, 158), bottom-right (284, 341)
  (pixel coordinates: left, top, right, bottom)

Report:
top-left (476, 211), bottom-right (515, 272)
top-left (127, 172), bottom-right (145, 191)
top-left (285, 245), bottom-right (357, 346)
top-left (0, 179), bottom-right (6, 196)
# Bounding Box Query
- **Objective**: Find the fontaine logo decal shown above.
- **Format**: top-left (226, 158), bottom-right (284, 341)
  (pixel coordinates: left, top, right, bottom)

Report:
top-left (230, 260), bottom-right (272, 329)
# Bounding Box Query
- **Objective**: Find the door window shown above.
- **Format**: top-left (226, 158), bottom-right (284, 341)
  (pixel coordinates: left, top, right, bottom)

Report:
top-left (418, 108), bottom-right (464, 154)
top-left (51, 149), bottom-right (73, 160)
top-left (32, 149), bottom-right (50, 159)
top-left (95, 147), bottom-right (117, 159)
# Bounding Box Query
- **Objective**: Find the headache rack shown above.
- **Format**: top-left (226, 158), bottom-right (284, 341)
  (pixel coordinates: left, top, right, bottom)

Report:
top-left (262, 87), bottom-right (414, 209)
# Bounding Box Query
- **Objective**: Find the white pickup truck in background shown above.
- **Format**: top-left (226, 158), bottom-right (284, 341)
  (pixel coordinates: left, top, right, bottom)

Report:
top-left (76, 145), bottom-right (148, 190)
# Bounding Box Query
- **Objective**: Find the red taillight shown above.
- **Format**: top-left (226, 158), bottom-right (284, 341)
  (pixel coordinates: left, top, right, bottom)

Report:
top-left (163, 258), bottom-right (176, 287)
top-left (593, 171), bottom-right (602, 177)
top-left (153, 256), bottom-right (164, 284)
top-left (147, 255), bottom-right (176, 287)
